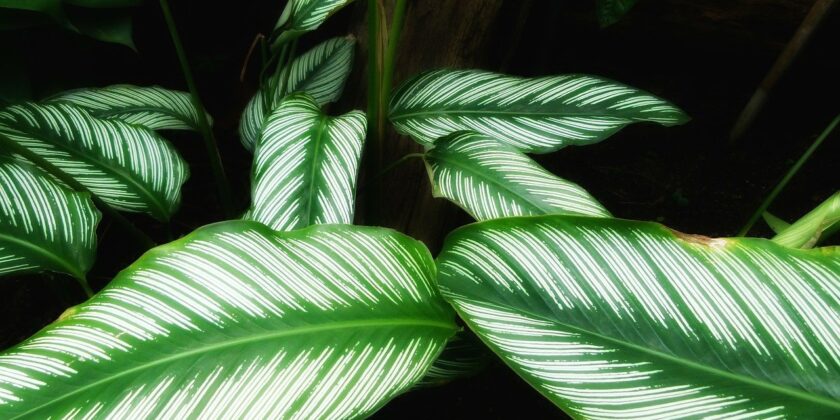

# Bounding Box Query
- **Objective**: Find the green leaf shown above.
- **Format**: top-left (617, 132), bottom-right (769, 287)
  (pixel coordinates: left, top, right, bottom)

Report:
top-left (762, 211), bottom-right (790, 234)
top-left (248, 93), bottom-right (366, 231)
top-left (0, 102), bottom-right (189, 220)
top-left (425, 131), bottom-right (611, 220)
top-left (64, 0), bottom-right (142, 8)
top-left (0, 221), bottom-right (456, 418)
top-left (273, 0), bottom-right (353, 46)
top-left (50, 85), bottom-right (204, 131)
top-left (416, 330), bottom-right (491, 387)
top-left (389, 69), bottom-right (689, 153)
top-left (772, 191), bottom-right (840, 248)
top-left (437, 215), bottom-right (840, 417)
top-left (597, 0), bottom-right (638, 27)
top-left (0, 155), bottom-right (99, 280)
top-left (65, 5), bottom-right (136, 50)
top-left (240, 36), bottom-right (355, 151)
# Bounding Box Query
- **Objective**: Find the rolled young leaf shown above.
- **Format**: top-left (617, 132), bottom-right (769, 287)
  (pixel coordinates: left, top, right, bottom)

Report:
top-left (0, 221), bottom-right (456, 418)
top-left (772, 191), bottom-right (840, 248)
top-left (0, 102), bottom-right (189, 220)
top-left (272, 0), bottom-right (353, 46)
top-left (0, 156), bottom-right (99, 280)
top-left (389, 69), bottom-right (689, 153)
top-left (437, 215), bottom-right (840, 418)
top-left (240, 36), bottom-right (355, 151)
top-left (425, 131), bottom-right (611, 220)
top-left (248, 93), bottom-right (365, 231)
top-left (49, 85), bottom-right (205, 131)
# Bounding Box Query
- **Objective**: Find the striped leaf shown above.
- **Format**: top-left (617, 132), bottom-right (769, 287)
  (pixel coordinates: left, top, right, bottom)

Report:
top-left (240, 36), bottom-right (355, 151)
top-left (49, 85), bottom-right (204, 131)
top-left (416, 330), bottom-right (491, 387)
top-left (273, 0), bottom-right (353, 46)
top-left (425, 131), bottom-right (611, 221)
top-left (0, 155), bottom-right (99, 280)
top-left (0, 221), bottom-right (456, 418)
top-left (772, 191), bottom-right (840, 249)
top-left (389, 69), bottom-right (689, 153)
top-left (437, 215), bottom-right (840, 418)
top-left (248, 94), bottom-right (365, 231)
top-left (0, 102), bottom-right (189, 220)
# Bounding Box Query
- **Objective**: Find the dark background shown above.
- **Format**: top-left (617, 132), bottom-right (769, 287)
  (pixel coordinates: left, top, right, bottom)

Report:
top-left (1, 0), bottom-right (838, 418)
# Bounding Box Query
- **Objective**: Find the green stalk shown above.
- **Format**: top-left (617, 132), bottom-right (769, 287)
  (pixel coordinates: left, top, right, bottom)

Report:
top-left (738, 114), bottom-right (840, 236)
top-left (365, 0), bottom-right (384, 223)
top-left (381, 0), bottom-right (408, 107)
top-left (159, 0), bottom-right (234, 218)
top-left (0, 133), bottom-right (157, 252)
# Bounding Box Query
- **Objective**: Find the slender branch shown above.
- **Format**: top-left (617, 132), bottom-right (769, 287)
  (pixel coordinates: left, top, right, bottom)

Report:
top-left (159, 0), bottom-right (234, 218)
top-left (738, 114), bottom-right (840, 236)
top-left (0, 132), bottom-right (156, 250)
top-left (365, 0), bottom-right (385, 224)
top-left (381, 0), bottom-right (408, 106)
top-left (78, 278), bottom-right (94, 298)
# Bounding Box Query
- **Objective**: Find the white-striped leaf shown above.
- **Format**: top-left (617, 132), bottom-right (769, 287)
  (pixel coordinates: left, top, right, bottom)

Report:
top-left (389, 69), bottom-right (689, 153)
top-left (0, 102), bottom-right (189, 220)
top-left (248, 93), bottom-right (365, 231)
top-left (49, 85), bottom-right (205, 131)
top-left (0, 155), bottom-right (99, 280)
top-left (0, 221), bottom-right (456, 418)
top-left (273, 0), bottom-right (353, 46)
top-left (425, 131), bottom-right (611, 221)
top-left (437, 215), bottom-right (840, 418)
top-left (240, 36), bottom-right (355, 151)
top-left (416, 330), bottom-right (491, 387)
top-left (772, 191), bottom-right (840, 249)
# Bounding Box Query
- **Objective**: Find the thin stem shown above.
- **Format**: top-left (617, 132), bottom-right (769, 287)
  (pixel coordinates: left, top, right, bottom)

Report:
top-left (381, 0), bottom-right (408, 107)
top-left (159, 0), bottom-right (234, 218)
top-left (360, 152), bottom-right (423, 191)
top-left (738, 114), bottom-right (840, 236)
top-left (78, 277), bottom-right (94, 298)
top-left (365, 0), bottom-right (385, 224)
top-left (0, 133), bottom-right (156, 249)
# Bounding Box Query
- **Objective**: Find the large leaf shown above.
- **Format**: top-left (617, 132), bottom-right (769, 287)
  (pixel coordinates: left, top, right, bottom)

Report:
top-left (772, 191), bottom-right (840, 249)
top-left (248, 93), bottom-right (365, 231)
top-left (0, 102), bottom-right (189, 220)
top-left (389, 69), bottom-right (689, 153)
top-left (272, 0), bottom-right (353, 46)
top-left (0, 221), bottom-right (456, 418)
top-left (425, 131), bottom-right (611, 220)
top-left (240, 36), bottom-right (355, 151)
top-left (597, 0), bottom-right (638, 27)
top-left (50, 85), bottom-right (203, 131)
top-left (437, 215), bottom-right (840, 417)
top-left (0, 155), bottom-right (99, 280)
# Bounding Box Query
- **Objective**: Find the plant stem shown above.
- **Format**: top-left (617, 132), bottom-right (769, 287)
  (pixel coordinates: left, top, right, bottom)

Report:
top-left (78, 277), bottom-right (94, 298)
top-left (381, 0), bottom-right (408, 107)
top-left (365, 0), bottom-right (384, 223)
top-left (361, 152), bottom-right (423, 191)
top-left (159, 0), bottom-right (234, 218)
top-left (0, 132), bottom-right (156, 249)
top-left (738, 114), bottom-right (840, 236)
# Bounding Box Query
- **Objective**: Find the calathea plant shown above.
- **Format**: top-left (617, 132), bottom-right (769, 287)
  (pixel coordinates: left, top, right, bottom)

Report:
top-left (0, 0), bottom-right (838, 418)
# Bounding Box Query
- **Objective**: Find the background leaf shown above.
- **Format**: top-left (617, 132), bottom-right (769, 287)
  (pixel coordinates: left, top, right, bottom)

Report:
top-left (247, 93), bottom-right (366, 231)
top-left (0, 155), bottom-right (99, 280)
top-left (438, 215), bottom-right (840, 418)
top-left (597, 0), bottom-right (638, 27)
top-left (0, 221), bottom-right (456, 418)
top-left (389, 69), bottom-right (688, 153)
top-left (0, 102), bottom-right (189, 220)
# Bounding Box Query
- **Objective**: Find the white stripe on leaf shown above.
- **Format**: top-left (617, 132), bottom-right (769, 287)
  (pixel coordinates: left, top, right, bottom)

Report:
top-left (437, 215), bottom-right (840, 418)
top-left (0, 221), bottom-right (456, 418)
top-left (247, 93), bottom-right (366, 231)
top-left (389, 69), bottom-right (689, 153)
top-left (274, 0), bottom-right (353, 45)
top-left (0, 156), bottom-right (100, 279)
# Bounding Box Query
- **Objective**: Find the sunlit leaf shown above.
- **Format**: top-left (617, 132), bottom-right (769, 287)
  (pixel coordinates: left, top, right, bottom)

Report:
top-left (0, 155), bottom-right (99, 279)
top-left (0, 221), bottom-right (456, 418)
top-left (438, 215), bottom-right (840, 417)
top-left (390, 69), bottom-right (688, 153)
top-left (772, 191), bottom-right (840, 248)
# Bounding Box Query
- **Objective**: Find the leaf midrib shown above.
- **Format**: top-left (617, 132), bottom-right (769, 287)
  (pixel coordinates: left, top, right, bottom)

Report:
top-left (0, 232), bottom-right (85, 279)
top-left (94, 106), bottom-right (196, 130)
top-left (11, 316), bottom-right (456, 419)
top-left (390, 109), bottom-right (637, 122)
top-left (301, 116), bottom-right (329, 226)
top-left (461, 301), bottom-right (840, 410)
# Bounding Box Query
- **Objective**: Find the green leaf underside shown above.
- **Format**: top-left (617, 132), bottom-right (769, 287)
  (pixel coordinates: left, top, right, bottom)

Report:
top-left (0, 102), bottom-right (188, 220)
top-left (773, 192), bottom-right (840, 249)
top-left (425, 132), bottom-right (611, 221)
top-left (0, 156), bottom-right (99, 279)
top-left (389, 69), bottom-right (689, 154)
top-left (240, 36), bottom-right (355, 151)
top-left (597, 0), bottom-right (638, 27)
top-left (50, 85), bottom-right (204, 131)
top-left (273, 0), bottom-right (352, 45)
top-left (437, 215), bottom-right (840, 418)
top-left (248, 93), bottom-right (366, 231)
top-left (0, 221), bottom-right (456, 418)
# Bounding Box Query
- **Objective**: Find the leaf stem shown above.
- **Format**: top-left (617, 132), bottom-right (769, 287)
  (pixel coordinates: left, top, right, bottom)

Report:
top-left (360, 152), bottom-right (423, 191)
top-left (381, 0), bottom-right (408, 107)
top-left (0, 132), bottom-right (156, 249)
top-left (738, 114), bottom-right (839, 236)
top-left (159, 0), bottom-right (234, 218)
top-left (365, 0), bottom-right (385, 224)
